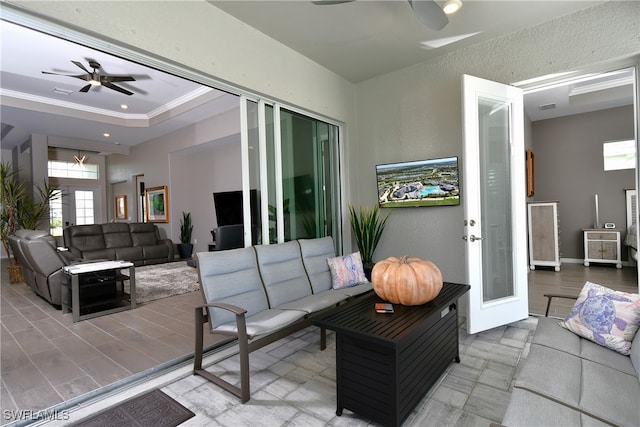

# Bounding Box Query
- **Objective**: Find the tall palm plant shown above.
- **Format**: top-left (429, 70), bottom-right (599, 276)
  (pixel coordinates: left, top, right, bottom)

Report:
top-left (348, 204), bottom-right (391, 264)
top-left (0, 162), bottom-right (60, 263)
top-left (0, 163), bottom-right (25, 263)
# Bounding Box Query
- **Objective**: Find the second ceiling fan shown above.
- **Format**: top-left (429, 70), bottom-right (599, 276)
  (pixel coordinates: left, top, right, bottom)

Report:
top-left (42, 59), bottom-right (137, 96)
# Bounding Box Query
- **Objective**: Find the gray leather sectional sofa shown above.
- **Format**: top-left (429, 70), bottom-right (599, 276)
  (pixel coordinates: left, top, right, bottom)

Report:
top-left (193, 236), bottom-right (373, 402)
top-left (503, 316), bottom-right (640, 426)
top-left (63, 222), bottom-right (173, 266)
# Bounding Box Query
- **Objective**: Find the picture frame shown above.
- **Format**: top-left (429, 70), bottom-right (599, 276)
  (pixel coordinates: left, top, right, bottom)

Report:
top-left (115, 195), bottom-right (127, 220)
top-left (145, 185), bottom-right (168, 223)
top-left (526, 149), bottom-right (534, 197)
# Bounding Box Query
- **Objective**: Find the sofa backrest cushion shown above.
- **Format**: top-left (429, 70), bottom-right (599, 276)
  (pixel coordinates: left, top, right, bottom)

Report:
top-left (197, 248), bottom-right (269, 330)
top-left (298, 236), bottom-right (335, 294)
top-left (21, 238), bottom-right (65, 277)
top-left (64, 225), bottom-right (105, 251)
top-left (254, 241), bottom-right (313, 307)
top-left (101, 223), bottom-right (133, 248)
top-left (129, 223), bottom-right (159, 246)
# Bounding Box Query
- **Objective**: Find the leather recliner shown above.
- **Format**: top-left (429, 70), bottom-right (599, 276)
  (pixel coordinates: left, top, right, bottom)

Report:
top-left (9, 229), bottom-right (70, 306)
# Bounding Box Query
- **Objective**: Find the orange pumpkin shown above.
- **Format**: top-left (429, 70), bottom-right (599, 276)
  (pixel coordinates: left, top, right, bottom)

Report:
top-left (371, 255), bottom-right (443, 305)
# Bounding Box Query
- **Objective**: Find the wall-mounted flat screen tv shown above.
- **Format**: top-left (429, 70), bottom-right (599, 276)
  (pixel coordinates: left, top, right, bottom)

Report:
top-left (376, 156), bottom-right (460, 208)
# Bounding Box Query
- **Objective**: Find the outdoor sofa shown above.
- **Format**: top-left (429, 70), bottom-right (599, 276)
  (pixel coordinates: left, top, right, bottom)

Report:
top-left (502, 291), bottom-right (640, 426)
top-left (193, 236), bottom-right (373, 402)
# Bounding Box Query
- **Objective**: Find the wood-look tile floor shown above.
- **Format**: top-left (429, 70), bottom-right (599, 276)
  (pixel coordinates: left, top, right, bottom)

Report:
top-left (527, 262), bottom-right (638, 318)
top-left (1, 260), bottom-right (637, 425)
top-left (0, 260), bottom-right (225, 426)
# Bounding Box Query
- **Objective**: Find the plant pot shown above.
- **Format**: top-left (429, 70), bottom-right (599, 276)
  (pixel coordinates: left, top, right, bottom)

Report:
top-left (363, 262), bottom-right (375, 282)
top-left (177, 243), bottom-right (194, 259)
top-left (7, 264), bottom-right (23, 284)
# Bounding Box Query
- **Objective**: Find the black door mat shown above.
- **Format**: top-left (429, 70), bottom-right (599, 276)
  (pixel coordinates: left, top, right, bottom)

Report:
top-left (72, 389), bottom-right (195, 427)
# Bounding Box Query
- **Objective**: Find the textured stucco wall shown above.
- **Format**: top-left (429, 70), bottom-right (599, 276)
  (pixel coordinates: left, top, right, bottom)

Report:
top-left (354, 1), bottom-right (640, 284)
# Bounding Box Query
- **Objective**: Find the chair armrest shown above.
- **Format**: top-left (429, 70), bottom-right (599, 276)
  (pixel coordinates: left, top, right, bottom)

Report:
top-left (543, 293), bottom-right (578, 317)
top-left (197, 302), bottom-right (248, 316)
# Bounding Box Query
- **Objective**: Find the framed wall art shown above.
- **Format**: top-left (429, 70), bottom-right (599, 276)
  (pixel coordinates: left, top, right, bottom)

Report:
top-left (115, 195), bottom-right (127, 220)
top-left (526, 149), bottom-right (534, 197)
top-left (145, 185), bottom-right (168, 223)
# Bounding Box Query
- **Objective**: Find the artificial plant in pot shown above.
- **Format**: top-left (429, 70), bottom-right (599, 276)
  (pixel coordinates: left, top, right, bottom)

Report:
top-left (348, 204), bottom-right (391, 281)
top-left (178, 211), bottom-right (194, 259)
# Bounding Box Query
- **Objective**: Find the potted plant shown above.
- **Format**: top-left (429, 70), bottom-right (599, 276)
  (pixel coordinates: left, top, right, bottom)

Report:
top-left (1, 162), bottom-right (59, 282)
top-left (178, 211), bottom-right (194, 259)
top-left (348, 204), bottom-right (391, 281)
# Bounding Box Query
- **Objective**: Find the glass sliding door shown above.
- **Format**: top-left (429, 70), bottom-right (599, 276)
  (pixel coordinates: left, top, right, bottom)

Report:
top-left (243, 101), bottom-right (342, 248)
top-left (279, 109), bottom-right (341, 243)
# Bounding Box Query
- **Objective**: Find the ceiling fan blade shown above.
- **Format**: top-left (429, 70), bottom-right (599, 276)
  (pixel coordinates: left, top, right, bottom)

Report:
top-left (408, 0), bottom-right (449, 30)
top-left (79, 84), bottom-right (92, 93)
top-left (311, 1), bottom-right (355, 5)
top-left (71, 60), bottom-right (91, 74)
top-left (42, 71), bottom-right (87, 79)
top-left (103, 75), bottom-right (136, 83)
top-left (103, 81), bottom-right (134, 96)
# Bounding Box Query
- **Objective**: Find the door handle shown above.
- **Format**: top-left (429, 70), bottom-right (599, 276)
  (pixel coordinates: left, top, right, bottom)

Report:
top-left (469, 235), bottom-right (483, 242)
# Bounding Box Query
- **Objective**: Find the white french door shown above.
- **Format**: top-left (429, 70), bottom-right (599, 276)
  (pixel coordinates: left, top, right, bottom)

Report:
top-left (462, 75), bottom-right (528, 334)
top-left (50, 185), bottom-right (101, 236)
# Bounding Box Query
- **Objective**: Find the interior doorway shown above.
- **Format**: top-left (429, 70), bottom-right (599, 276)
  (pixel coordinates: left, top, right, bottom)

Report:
top-left (521, 64), bottom-right (639, 314)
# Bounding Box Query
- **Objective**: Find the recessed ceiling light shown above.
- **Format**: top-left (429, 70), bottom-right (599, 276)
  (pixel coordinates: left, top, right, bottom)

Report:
top-left (103, 133), bottom-right (110, 138)
top-left (443, 0), bottom-right (462, 15)
top-left (120, 104), bottom-right (128, 110)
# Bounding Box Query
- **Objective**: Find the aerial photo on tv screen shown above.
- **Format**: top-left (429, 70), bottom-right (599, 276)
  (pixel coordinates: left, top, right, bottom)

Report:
top-left (376, 157), bottom-right (460, 208)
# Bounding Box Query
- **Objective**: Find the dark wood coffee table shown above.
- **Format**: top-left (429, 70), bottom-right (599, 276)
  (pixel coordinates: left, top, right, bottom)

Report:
top-left (316, 282), bottom-right (470, 427)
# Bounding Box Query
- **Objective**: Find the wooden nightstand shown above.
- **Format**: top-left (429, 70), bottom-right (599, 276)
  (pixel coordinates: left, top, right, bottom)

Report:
top-left (582, 228), bottom-right (622, 269)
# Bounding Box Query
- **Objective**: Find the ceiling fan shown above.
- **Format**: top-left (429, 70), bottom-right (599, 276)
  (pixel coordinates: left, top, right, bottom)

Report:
top-left (41, 60), bottom-right (136, 96)
top-left (312, 0), bottom-right (453, 31)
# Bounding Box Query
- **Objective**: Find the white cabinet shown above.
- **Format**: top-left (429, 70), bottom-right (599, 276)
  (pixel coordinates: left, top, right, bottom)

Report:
top-left (527, 201), bottom-right (561, 271)
top-left (583, 229), bottom-right (622, 269)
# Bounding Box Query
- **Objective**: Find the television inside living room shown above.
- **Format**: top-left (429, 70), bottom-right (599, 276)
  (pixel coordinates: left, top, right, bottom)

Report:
top-left (375, 156), bottom-right (460, 208)
top-left (212, 190), bottom-right (259, 227)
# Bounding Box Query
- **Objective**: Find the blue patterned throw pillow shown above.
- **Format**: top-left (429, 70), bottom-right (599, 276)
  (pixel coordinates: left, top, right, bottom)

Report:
top-left (560, 281), bottom-right (640, 355)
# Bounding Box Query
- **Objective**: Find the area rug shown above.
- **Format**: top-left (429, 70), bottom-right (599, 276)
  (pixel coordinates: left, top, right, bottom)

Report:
top-left (126, 261), bottom-right (199, 304)
top-left (72, 389), bottom-right (194, 427)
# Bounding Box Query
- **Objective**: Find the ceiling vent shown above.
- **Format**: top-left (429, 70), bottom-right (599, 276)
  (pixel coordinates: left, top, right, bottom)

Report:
top-left (52, 87), bottom-right (73, 96)
top-left (538, 103), bottom-right (556, 111)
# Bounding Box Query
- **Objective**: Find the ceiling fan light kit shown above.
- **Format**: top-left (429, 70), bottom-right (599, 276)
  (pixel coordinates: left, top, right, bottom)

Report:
top-left (443, 0), bottom-right (462, 15)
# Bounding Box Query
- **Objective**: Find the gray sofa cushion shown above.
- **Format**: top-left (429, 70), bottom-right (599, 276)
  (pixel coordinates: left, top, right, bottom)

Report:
top-left (503, 388), bottom-right (610, 427)
top-left (129, 223), bottom-right (160, 246)
top-left (534, 317), bottom-right (636, 376)
top-left (102, 223), bottom-right (133, 248)
top-left (197, 248), bottom-right (270, 330)
top-left (65, 224), bottom-right (105, 251)
top-left (276, 291), bottom-right (348, 313)
top-left (215, 308), bottom-right (307, 337)
top-left (141, 244), bottom-right (170, 262)
top-left (516, 344), bottom-right (639, 426)
top-left (114, 246), bottom-right (143, 263)
top-left (334, 281), bottom-right (373, 297)
top-left (298, 236), bottom-right (336, 293)
top-left (254, 241), bottom-right (313, 308)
